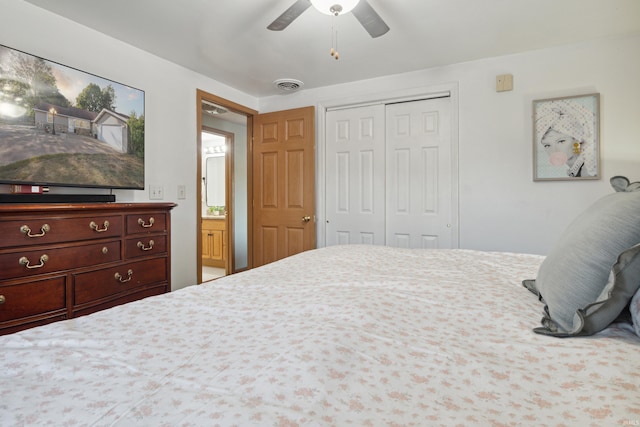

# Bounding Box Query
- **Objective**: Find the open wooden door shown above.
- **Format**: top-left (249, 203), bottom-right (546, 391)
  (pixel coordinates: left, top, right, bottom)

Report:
top-left (252, 106), bottom-right (315, 267)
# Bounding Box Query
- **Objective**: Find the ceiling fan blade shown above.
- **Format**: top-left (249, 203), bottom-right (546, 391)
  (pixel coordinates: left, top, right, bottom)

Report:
top-left (352, 0), bottom-right (390, 38)
top-left (267, 0), bottom-right (312, 31)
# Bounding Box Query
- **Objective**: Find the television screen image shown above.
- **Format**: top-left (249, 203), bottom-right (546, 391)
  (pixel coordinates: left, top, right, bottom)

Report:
top-left (0, 44), bottom-right (145, 190)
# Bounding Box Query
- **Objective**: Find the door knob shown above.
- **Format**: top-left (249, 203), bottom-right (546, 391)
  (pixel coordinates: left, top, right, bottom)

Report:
top-left (302, 216), bottom-right (311, 223)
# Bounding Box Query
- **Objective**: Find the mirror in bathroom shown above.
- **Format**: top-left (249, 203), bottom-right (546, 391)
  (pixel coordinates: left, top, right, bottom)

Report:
top-left (205, 154), bottom-right (225, 212)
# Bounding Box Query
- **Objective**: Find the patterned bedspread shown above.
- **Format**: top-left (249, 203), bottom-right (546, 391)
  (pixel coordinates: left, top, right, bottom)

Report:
top-left (1, 245), bottom-right (639, 426)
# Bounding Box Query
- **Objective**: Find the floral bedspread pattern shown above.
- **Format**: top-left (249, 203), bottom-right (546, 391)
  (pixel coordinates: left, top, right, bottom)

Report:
top-left (1, 245), bottom-right (639, 426)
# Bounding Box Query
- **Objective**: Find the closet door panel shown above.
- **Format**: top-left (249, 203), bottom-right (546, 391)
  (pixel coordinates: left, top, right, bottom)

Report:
top-left (386, 97), bottom-right (453, 249)
top-left (392, 148), bottom-right (411, 213)
top-left (422, 146), bottom-right (439, 213)
top-left (325, 105), bottom-right (386, 246)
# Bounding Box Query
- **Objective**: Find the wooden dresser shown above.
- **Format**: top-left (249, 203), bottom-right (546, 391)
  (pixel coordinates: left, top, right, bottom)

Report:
top-left (0, 202), bottom-right (176, 335)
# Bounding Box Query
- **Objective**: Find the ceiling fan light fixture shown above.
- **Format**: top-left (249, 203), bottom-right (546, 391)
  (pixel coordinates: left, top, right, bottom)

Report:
top-left (310, 0), bottom-right (360, 15)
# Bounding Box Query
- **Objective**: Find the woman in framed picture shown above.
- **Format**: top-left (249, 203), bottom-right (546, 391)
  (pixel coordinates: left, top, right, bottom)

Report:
top-left (535, 96), bottom-right (598, 179)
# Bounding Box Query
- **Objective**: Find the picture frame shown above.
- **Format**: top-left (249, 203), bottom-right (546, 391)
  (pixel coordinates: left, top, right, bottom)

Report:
top-left (532, 93), bottom-right (600, 181)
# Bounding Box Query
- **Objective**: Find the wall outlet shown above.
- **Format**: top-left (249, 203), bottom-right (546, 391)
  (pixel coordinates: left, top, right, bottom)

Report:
top-left (149, 185), bottom-right (164, 200)
top-left (177, 185), bottom-right (186, 200)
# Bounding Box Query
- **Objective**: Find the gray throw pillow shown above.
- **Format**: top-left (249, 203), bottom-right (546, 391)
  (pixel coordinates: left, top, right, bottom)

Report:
top-left (526, 191), bottom-right (640, 337)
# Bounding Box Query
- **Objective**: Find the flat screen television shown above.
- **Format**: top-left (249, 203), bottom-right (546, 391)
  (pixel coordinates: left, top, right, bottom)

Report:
top-left (0, 44), bottom-right (145, 191)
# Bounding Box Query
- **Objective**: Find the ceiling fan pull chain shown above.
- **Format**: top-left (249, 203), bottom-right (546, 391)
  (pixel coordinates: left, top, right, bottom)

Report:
top-left (330, 14), bottom-right (339, 60)
top-left (330, 15), bottom-right (336, 58)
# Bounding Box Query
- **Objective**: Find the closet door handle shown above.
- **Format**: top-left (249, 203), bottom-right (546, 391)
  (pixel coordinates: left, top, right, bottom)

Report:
top-left (302, 216), bottom-right (311, 223)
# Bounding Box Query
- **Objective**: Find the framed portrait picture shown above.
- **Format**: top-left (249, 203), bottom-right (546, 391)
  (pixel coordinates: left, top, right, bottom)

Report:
top-left (533, 93), bottom-right (600, 181)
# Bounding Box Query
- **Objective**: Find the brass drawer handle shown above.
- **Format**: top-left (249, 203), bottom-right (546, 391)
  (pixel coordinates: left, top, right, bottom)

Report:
top-left (20, 223), bottom-right (50, 238)
top-left (89, 220), bottom-right (110, 233)
top-left (137, 240), bottom-right (155, 251)
top-left (19, 254), bottom-right (49, 269)
top-left (114, 269), bottom-right (133, 283)
top-left (138, 217), bottom-right (155, 228)
top-left (0, 295), bottom-right (5, 305)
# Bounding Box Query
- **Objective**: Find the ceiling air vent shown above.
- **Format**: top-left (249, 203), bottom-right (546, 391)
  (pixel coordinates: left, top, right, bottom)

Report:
top-left (274, 78), bottom-right (304, 92)
top-left (202, 101), bottom-right (228, 115)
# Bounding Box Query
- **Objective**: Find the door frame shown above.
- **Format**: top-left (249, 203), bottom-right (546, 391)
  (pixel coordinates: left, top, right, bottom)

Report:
top-left (316, 82), bottom-right (460, 248)
top-left (196, 89), bottom-right (257, 284)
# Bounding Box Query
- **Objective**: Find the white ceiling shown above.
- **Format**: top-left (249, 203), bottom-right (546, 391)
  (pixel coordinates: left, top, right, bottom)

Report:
top-left (24, 0), bottom-right (640, 98)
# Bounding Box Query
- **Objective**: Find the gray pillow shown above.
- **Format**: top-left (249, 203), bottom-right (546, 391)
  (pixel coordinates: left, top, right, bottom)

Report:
top-left (525, 191), bottom-right (640, 337)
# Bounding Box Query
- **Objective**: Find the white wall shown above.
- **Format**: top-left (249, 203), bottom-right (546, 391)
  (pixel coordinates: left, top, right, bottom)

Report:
top-left (1, 0), bottom-right (259, 290)
top-left (260, 33), bottom-right (640, 255)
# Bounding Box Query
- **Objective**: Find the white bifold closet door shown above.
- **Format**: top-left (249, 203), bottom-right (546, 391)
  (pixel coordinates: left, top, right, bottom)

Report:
top-left (325, 104), bottom-right (386, 245)
top-left (325, 96), bottom-right (454, 248)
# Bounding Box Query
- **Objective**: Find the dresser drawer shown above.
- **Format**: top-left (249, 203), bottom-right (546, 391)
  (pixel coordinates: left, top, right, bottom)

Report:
top-left (126, 213), bottom-right (167, 235)
top-left (125, 235), bottom-right (167, 259)
top-left (0, 241), bottom-right (121, 280)
top-left (0, 276), bottom-right (66, 323)
top-left (74, 257), bottom-right (167, 306)
top-left (0, 215), bottom-right (122, 249)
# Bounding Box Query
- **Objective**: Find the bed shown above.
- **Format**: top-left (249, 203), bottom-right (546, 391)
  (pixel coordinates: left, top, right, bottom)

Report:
top-left (1, 242), bottom-right (639, 426)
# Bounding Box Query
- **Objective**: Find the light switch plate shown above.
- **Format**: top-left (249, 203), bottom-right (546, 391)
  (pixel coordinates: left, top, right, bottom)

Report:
top-left (149, 185), bottom-right (163, 200)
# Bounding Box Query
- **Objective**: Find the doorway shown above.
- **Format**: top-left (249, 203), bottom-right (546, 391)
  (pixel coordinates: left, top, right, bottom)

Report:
top-left (196, 90), bottom-right (317, 281)
top-left (196, 90), bottom-right (257, 284)
top-left (201, 128), bottom-right (230, 281)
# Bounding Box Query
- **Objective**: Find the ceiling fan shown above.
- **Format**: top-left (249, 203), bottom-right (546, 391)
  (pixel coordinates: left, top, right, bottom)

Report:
top-left (267, 0), bottom-right (390, 38)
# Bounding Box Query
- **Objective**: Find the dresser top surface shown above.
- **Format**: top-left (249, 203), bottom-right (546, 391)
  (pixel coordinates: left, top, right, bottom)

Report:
top-left (0, 202), bottom-right (177, 215)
